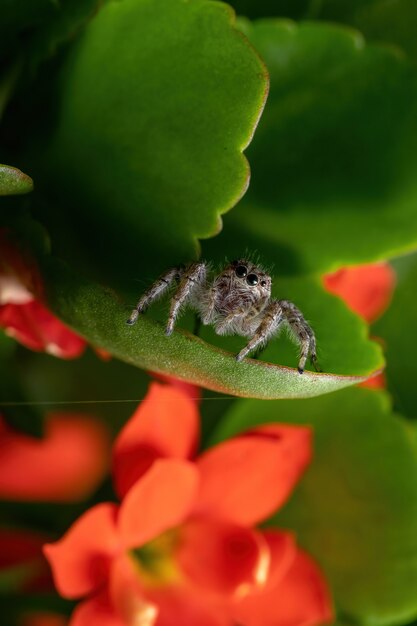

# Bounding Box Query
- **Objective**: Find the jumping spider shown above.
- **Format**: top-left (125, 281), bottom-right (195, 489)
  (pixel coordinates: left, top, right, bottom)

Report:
top-left (127, 259), bottom-right (320, 374)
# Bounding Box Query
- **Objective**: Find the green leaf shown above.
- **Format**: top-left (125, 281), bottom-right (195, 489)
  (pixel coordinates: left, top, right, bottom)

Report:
top-left (211, 387), bottom-right (417, 625)
top-left (229, 0), bottom-right (417, 64)
top-left (26, 0), bottom-right (268, 283)
top-left (205, 20), bottom-right (417, 275)
top-left (373, 252), bottom-right (417, 420)
top-left (0, 165), bottom-right (33, 196)
top-left (318, 0), bottom-right (417, 63)
top-left (39, 256), bottom-right (379, 399)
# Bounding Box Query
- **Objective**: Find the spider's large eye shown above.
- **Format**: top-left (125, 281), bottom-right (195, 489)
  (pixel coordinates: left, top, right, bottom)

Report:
top-left (235, 265), bottom-right (247, 278)
top-left (247, 274), bottom-right (258, 286)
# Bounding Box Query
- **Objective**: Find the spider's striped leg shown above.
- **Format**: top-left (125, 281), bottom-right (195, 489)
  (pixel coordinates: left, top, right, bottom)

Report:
top-left (235, 301), bottom-right (283, 362)
top-left (165, 263), bottom-right (206, 336)
top-left (126, 266), bottom-right (182, 326)
top-left (279, 300), bottom-right (320, 374)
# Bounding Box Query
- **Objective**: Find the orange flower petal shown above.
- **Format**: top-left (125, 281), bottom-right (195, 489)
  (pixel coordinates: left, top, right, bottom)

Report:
top-left (233, 548), bottom-right (333, 626)
top-left (71, 591), bottom-right (125, 626)
top-left (0, 301), bottom-right (86, 358)
top-left (110, 554), bottom-right (158, 626)
top-left (323, 263), bottom-right (395, 323)
top-left (0, 414), bottom-right (110, 502)
top-left (113, 383), bottom-right (199, 499)
top-left (176, 519), bottom-right (270, 596)
top-left (43, 503), bottom-right (120, 599)
top-left (109, 549), bottom-right (227, 626)
top-left (194, 426), bottom-right (311, 526)
top-left (119, 459), bottom-right (199, 549)
top-left (258, 530), bottom-right (297, 592)
top-left (145, 586), bottom-right (230, 626)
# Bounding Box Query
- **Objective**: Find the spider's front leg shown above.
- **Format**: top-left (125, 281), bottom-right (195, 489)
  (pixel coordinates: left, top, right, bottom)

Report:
top-left (279, 300), bottom-right (320, 374)
top-left (165, 262), bottom-right (206, 336)
top-left (127, 266), bottom-right (182, 325)
top-left (235, 301), bottom-right (283, 362)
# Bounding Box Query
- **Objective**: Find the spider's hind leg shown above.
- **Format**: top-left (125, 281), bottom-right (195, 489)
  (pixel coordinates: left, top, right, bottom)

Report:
top-left (279, 300), bottom-right (320, 374)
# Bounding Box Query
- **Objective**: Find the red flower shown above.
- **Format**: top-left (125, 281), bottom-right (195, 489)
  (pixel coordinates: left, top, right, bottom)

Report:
top-left (0, 413), bottom-right (110, 502)
top-left (323, 263), bottom-right (395, 323)
top-left (0, 229), bottom-right (86, 358)
top-left (44, 382), bottom-right (333, 626)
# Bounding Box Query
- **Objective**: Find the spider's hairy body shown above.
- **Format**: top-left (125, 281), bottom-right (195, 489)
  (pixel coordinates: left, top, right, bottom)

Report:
top-left (127, 258), bottom-right (320, 374)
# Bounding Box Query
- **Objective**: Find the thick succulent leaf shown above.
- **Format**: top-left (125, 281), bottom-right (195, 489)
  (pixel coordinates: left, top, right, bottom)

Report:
top-left (205, 20), bottom-right (417, 275)
top-left (197, 273), bottom-right (383, 375)
top-left (230, 0), bottom-right (417, 63)
top-left (211, 387), bottom-right (417, 625)
top-left (39, 257), bottom-right (379, 399)
top-left (0, 165), bottom-right (33, 196)
top-left (373, 252), bottom-right (417, 419)
top-left (25, 0), bottom-right (268, 283)
top-left (318, 0), bottom-right (417, 63)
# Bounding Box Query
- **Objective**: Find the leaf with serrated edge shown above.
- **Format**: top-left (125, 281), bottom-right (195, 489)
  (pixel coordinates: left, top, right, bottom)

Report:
top-left (26, 0), bottom-right (269, 283)
top-left (205, 20), bottom-right (417, 275)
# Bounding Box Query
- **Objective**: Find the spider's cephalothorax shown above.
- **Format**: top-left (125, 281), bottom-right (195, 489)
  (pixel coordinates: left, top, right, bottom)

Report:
top-left (127, 258), bottom-right (320, 374)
